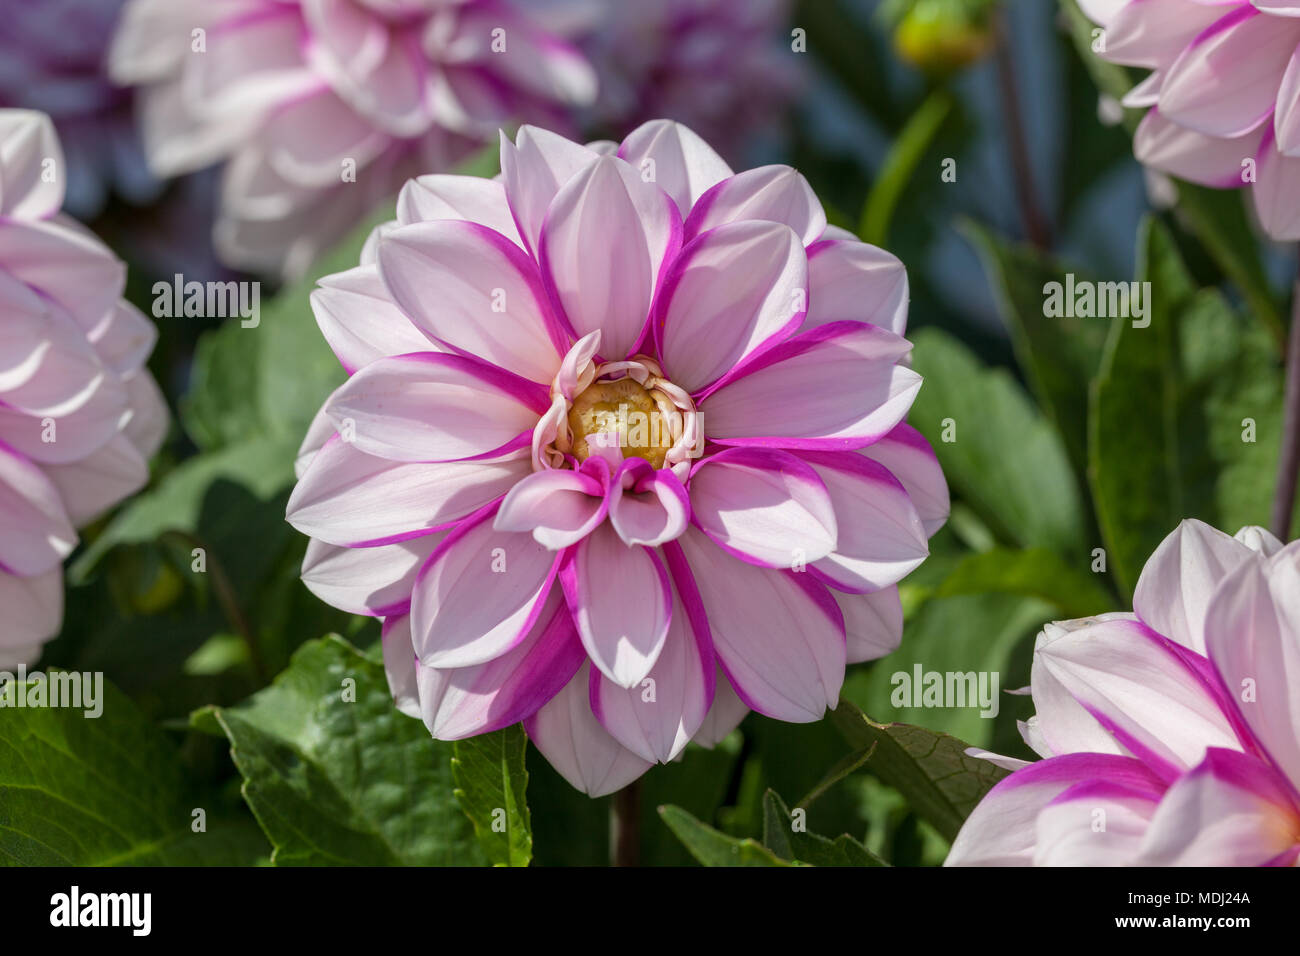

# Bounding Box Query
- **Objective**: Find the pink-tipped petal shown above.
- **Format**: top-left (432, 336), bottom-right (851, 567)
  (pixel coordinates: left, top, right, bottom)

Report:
top-left (689, 447), bottom-right (837, 568)
top-left (0, 442), bottom-right (77, 576)
top-left (417, 587), bottom-right (585, 739)
top-left (380, 613), bottom-right (422, 719)
top-left (657, 220), bottom-right (807, 393)
top-left (377, 220), bottom-right (563, 383)
top-left (801, 451), bottom-right (929, 593)
top-left (1133, 518), bottom-right (1258, 655)
top-left (858, 423), bottom-right (950, 537)
top-left (945, 753), bottom-right (1166, 866)
top-left (500, 125), bottom-right (600, 257)
top-left (617, 119), bottom-right (733, 217)
top-left (804, 239), bottom-right (909, 336)
top-left (1205, 552), bottom-right (1300, 790)
top-left (324, 352), bottom-right (546, 463)
top-left (675, 527), bottom-right (845, 722)
top-left (539, 154), bottom-right (679, 360)
top-left (311, 265), bottom-right (434, 374)
top-left (685, 165), bottom-right (827, 246)
top-left (1136, 748), bottom-right (1300, 865)
top-left (494, 467), bottom-right (607, 549)
top-left (1158, 8), bottom-right (1295, 139)
top-left (1035, 617), bottom-right (1242, 777)
top-left (410, 506), bottom-right (562, 669)
top-left (301, 533), bottom-right (444, 617)
top-left (286, 438), bottom-right (529, 546)
top-left (838, 586), bottom-right (904, 663)
top-left (396, 174), bottom-right (524, 246)
top-left (0, 567), bottom-right (62, 661)
top-left (560, 525), bottom-right (671, 688)
top-left (590, 579), bottom-right (713, 763)
top-left (525, 662), bottom-right (653, 797)
top-left (701, 321), bottom-right (921, 450)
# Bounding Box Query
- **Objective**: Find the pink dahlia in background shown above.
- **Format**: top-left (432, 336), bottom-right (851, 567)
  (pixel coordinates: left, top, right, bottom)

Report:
top-left (286, 119), bottom-right (948, 795)
top-left (0, 0), bottom-right (159, 218)
top-left (1081, 0), bottom-right (1300, 239)
top-left (0, 110), bottom-right (168, 669)
top-left (520, 0), bottom-right (803, 161)
top-left (108, 0), bottom-right (597, 278)
top-left (948, 520), bottom-right (1300, 866)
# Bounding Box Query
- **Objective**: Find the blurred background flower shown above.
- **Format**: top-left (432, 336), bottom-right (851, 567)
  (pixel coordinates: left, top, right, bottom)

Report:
top-left (108, 0), bottom-right (597, 278)
top-left (0, 0), bottom-right (159, 219)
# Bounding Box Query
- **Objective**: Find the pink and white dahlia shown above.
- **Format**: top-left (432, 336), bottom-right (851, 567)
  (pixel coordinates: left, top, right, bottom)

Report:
top-left (0, 0), bottom-right (160, 219)
top-left (108, 0), bottom-right (597, 278)
top-left (0, 110), bottom-right (168, 668)
top-left (286, 120), bottom-right (948, 795)
top-left (522, 0), bottom-right (803, 160)
top-left (1082, 0), bottom-right (1300, 239)
top-left (948, 520), bottom-right (1300, 866)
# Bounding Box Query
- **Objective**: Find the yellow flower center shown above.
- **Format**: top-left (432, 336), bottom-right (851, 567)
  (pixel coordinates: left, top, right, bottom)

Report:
top-left (566, 378), bottom-right (674, 469)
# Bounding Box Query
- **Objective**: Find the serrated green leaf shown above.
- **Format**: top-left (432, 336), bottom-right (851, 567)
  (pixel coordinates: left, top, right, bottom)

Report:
top-left (760, 790), bottom-right (888, 867)
top-left (0, 675), bottom-right (265, 865)
top-left (195, 635), bottom-right (485, 866)
top-left (452, 726), bottom-right (532, 867)
top-left (830, 700), bottom-right (1010, 842)
top-left (658, 805), bottom-right (795, 867)
top-left (1089, 217), bottom-right (1293, 595)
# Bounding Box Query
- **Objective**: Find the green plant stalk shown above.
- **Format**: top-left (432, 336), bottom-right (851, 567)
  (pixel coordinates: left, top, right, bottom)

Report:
top-left (859, 87), bottom-right (955, 247)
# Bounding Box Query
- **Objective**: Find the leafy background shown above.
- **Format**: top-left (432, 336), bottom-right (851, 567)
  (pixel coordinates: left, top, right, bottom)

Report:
top-left (3, 0), bottom-right (1296, 866)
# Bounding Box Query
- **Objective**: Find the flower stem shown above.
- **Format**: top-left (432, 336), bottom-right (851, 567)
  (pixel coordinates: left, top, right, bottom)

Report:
top-left (993, 11), bottom-right (1051, 250)
top-left (1271, 258), bottom-right (1300, 540)
top-left (610, 780), bottom-right (641, 867)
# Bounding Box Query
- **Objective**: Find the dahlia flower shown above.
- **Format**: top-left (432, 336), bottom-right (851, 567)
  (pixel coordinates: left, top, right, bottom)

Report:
top-left (1081, 0), bottom-right (1300, 239)
top-left (286, 119), bottom-right (948, 795)
top-left (948, 520), bottom-right (1300, 866)
top-left (522, 0), bottom-right (803, 160)
top-left (108, 0), bottom-right (597, 278)
top-left (0, 109), bottom-right (168, 669)
top-left (0, 0), bottom-right (158, 218)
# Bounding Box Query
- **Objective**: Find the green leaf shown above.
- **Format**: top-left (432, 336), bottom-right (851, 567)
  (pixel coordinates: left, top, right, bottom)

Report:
top-left (847, 590), bottom-right (1049, 750)
top-left (960, 219), bottom-right (1111, 474)
top-left (760, 790), bottom-right (888, 867)
top-left (909, 327), bottom-right (1088, 555)
top-left (194, 635), bottom-right (486, 866)
top-left (933, 547), bottom-right (1118, 618)
top-left (658, 805), bottom-right (795, 867)
top-left (1089, 217), bottom-right (1293, 595)
top-left (70, 435), bottom-right (297, 580)
top-left (0, 674), bottom-right (266, 865)
top-left (830, 700), bottom-right (1010, 842)
top-left (452, 726), bottom-right (532, 867)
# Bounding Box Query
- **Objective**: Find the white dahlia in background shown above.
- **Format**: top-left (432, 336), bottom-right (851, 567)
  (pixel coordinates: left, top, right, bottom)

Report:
top-left (1081, 0), bottom-right (1300, 239)
top-left (286, 119), bottom-right (948, 796)
top-left (108, 0), bottom-right (597, 278)
top-left (0, 110), bottom-right (168, 668)
top-left (948, 521), bottom-right (1300, 866)
top-left (0, 0), bottom-right (160, 219)
top-left (520, 0), bottom-right (803, 160)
